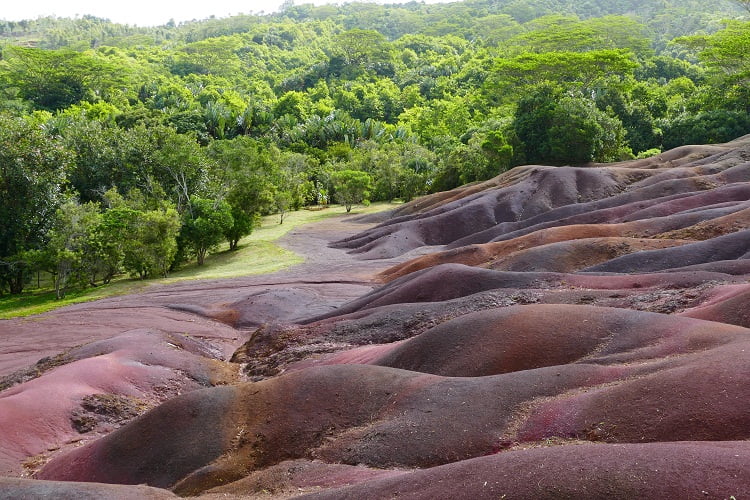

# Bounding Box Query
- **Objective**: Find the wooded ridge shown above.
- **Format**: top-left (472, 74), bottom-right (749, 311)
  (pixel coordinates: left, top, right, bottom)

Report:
top-left (1, 0), bottom-right (748, 296)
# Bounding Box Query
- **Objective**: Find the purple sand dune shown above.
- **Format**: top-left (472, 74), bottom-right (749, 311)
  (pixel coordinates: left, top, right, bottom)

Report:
top-left (583, 228), bottom-right (750, 273)
top-left (336, 162), bottom-right (750, 258)
top-left (368, 304), bottom-right (747, 376)
top-left (298, 441), bottom-right (750, 500)
top-left (451, 183), bottom-right (750, 247)
top-left (0, 477), bottom-right (177, 499)
top-left (680, 284), bottom-right (750, 328)
top-left (380, 203), bottom-right (750, 281)
top-left (0, 329), bottom-right (236, 476)
top-left (307, 263), bottom-right (746, 320)
top-left (6, 138), bottom-right (750, 498)
top-left (37, 305), bottom-right (750, 494)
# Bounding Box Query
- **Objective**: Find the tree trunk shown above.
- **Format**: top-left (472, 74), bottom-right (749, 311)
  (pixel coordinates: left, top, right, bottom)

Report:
top-left (9, 269), bottom-right (24, 294)
top-left (55, 261), bottom-right (71, 300)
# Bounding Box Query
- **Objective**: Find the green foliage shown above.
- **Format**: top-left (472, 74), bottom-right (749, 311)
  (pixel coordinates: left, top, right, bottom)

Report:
top-left (209, 136), bottom-right (279, 249)
top-left (506, 15), bottom-right (652, 56)
top-left (637, 148), bottom-right (662, 159)
top-left (152, 129), bottom-right (210, 211)
top-left (88, 206), bottom-right (131, 284)
top-left (681, 21), bottom-right (750, 85)
top-left (123, 207), bottom-right (181, 278)
top-left (487, 49), bottom-right (637, 105)
top-left (0, 0), bottom-right (747, 296)
top-left (45, 200), bottom-right (101, 299)
top-left (514, 84), bottom-right (629, 165)
top-left (0, 46), bottom-right (136, 111)
top-left (678, 21), bottom-right (750, 111)
top-left (329, 29), bottom-right (394, 77)
top-left (661, 110), bottom-right (750, 149)
top-left (179, 198), bottom-right (234, 265)
top-left (331, 170), bottom-right (374, 212)
top-left (0, 113), bottom-right (73, 294)
top-left (481, 130), bottom-right (515, 172)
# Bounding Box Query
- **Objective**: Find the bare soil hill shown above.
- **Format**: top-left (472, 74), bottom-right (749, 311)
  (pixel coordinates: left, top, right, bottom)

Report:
top-left (2, 136), bottom-right (749, 498)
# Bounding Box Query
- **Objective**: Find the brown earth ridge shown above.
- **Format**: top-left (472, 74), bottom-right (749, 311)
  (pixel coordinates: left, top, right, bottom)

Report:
top-left (2, 135), bottom-right (750, 499)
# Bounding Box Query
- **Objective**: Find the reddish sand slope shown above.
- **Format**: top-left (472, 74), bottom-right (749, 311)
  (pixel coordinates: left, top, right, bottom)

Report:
top-left (0, 477), bottom-right (177, 499)
top-left (38, 328), bottom-right (750, 495)
top-left (381, 203), bottom-right (750, 280)
top-left (3, 136), bottom-right (750, 498)
top-left (37, 305), bottom-right (750, 494)
top-left (334, 139), bottom-right (750, 259)
top-left (0, 329), bottom-right (238, 476)
top-left (298, 442), bottom-right (750, 499)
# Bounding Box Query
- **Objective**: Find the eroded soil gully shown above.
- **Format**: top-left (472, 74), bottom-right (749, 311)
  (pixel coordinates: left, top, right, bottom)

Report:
top-left (0, 216), bottom-right (407, 376)
top-left (0, 215), bottom-right (414, 476)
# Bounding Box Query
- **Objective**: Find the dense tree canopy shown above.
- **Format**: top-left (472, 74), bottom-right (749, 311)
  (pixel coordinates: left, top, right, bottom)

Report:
top-left (0, 114), bottom-right (72, 293)
top-left (331, 170), bottom-right (374, 212)
top-left (0, 0), bottom-right (748, 295)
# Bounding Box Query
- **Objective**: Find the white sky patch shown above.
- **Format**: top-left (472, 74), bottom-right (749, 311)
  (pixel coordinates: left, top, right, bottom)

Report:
top-left (1, 0), bottom-right (456, 27)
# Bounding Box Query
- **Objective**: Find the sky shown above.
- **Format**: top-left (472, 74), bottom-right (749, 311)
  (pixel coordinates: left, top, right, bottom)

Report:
top-left (1, 0), bottom-right (455, 27)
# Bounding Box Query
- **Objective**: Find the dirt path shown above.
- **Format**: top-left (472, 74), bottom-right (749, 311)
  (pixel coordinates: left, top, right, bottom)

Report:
top-left (0, 214), bottom-right (424, 477)
top-left (0, 214), bottom-right (415, 377)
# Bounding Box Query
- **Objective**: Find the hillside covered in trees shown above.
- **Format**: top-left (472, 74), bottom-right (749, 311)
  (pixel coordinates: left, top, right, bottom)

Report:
top-left (1, 0), bottom-right (749, 297)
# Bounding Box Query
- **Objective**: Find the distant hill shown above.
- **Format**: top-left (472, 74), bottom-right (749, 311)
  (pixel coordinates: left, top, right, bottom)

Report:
top-left (0, 0), bottom-right (744, 49)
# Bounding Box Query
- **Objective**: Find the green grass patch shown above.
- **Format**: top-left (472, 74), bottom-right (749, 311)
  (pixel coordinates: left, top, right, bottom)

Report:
top-left (164, 240), bottom-right (303, 282)
top-left (0, 202), bottom-right (396, 319)
top-left (0, 280), bottom-right (152, 319)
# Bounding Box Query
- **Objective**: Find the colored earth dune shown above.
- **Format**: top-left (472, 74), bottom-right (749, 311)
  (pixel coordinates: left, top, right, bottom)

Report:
top-left (2, 135), bottom-right (750, 498)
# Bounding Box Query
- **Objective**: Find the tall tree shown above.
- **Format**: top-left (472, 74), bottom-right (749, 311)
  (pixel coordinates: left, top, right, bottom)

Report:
top-left (208, 137), bottom-right (279, 250)
top-left (1, 46), bottom-right (129, 111)
top-left (331, 170), bottom-right (373, 212)
top-left (513, 84), bottom-right (629, 165)
top-left (179, 198), bottom-right (233, 265)
top-left (0, 114), bottom-right (72, 294)
top-left (122, 207), bottom-right (181, 279)
top-left (45, 200), bottom-right (101, 299)
top-left (486, 49), bottom-right (637, 105)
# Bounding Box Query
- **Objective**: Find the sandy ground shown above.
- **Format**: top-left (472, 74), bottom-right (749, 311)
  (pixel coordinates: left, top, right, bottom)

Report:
top-left (2, 138), bottom-right (749, 497)
top-left (0, 215), bottom-right (422, 377)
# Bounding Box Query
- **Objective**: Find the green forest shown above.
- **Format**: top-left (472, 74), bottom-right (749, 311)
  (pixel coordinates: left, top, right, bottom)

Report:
top-left (1, 0), bottom-right (749, 298)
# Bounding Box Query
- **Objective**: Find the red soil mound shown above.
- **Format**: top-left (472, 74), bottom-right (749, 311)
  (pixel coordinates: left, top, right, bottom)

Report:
top-left (680, 284), bottom-right (750, 328)
top-left (37, 307), bottom-right (750, 495)
top-left (512, 340), bottom-right (750, 444)
top-left (367, 304), bottom-right (747, 376)
top-left (298, 441), bottom-right (750, 499)
top-left (381, 202), bottom-right (750, 281)
top-left (0, 477), bottom-right (176, 499)
top-left (0, 306), bottom-right (242, 377)
top-left (334, 141), bottom-right (750, 259)
top-left (233, 266), bottom-right (750, 379)
top-left (450, 183), bottom-right (750, 248)
top-left (311, 262), bottom-right (749, 321)
top-left (37, 363), bottom-right (635, 493)
top-left (485, 237), bottom-right (687, 273)
top-left (204, 459), bottom-right (404, 497)
top-left (333, 167), bottom-right (629, 259)
top-left (584, 228), bottom-right (750, 273)
top-left (654, 205), bottom-right (750, 240)
top-left (0, 329), bottom-right (236, 476)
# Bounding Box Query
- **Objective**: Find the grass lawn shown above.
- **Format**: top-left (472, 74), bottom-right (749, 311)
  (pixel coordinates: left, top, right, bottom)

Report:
top-left (0, 202), bottom-right (396, 319)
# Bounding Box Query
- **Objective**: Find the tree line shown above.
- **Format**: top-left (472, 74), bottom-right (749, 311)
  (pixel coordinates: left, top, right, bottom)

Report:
top-left (1, 0), bottom-right (749, 296)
